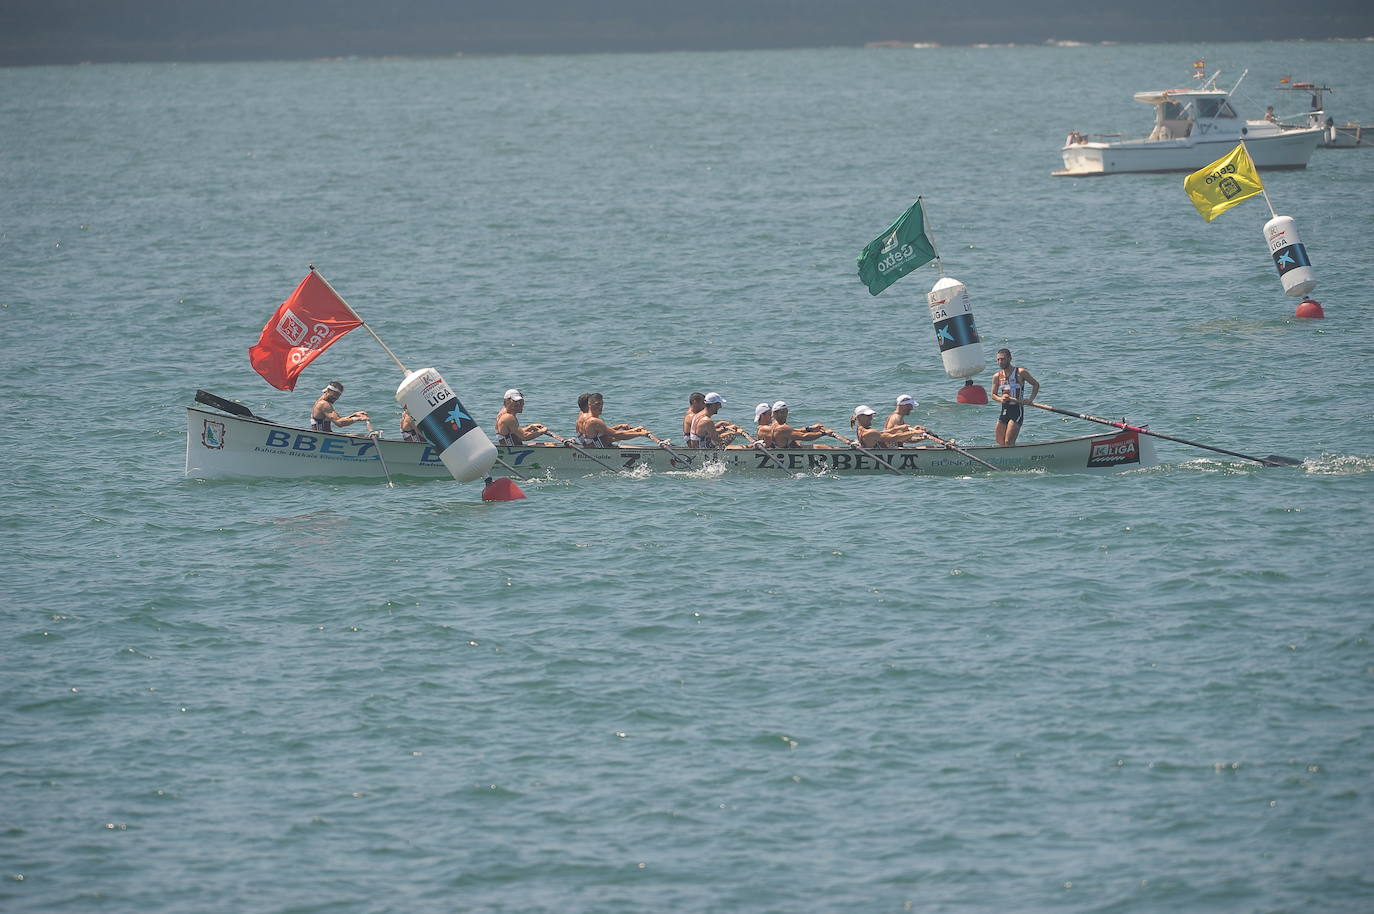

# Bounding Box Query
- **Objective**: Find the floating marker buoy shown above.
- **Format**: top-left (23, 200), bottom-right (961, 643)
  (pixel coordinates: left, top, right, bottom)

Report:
top-left (395, 368), bottom-right (497, 483)
top-left (1263, 215), bottom-right (1317, 298)
top-left (1294, 299), bottom-right (1325, 319)
top-left (955, 379), bottom-right (988, 404)
top-left (928, 277), bottom-right (986, 391)
top-left (481, 476), bottom-right (526, 501)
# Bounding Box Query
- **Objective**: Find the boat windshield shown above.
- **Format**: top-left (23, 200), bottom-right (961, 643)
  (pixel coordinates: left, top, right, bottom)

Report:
top-left (1194, 98), bottom-right (1237, 119)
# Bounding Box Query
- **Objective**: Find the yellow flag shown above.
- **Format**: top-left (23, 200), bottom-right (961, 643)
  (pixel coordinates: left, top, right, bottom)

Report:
top-left (1184, 143), bottom-right (1265, 222)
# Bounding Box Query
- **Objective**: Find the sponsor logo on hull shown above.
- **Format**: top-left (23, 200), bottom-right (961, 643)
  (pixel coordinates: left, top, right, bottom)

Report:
top-left (1086, 431), bottom-right (1140, 468)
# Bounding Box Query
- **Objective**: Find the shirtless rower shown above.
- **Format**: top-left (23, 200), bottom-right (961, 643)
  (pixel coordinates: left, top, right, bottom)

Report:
top-left (682, 392), bottom-right (707, 447)
top-left (768, 400), bottom-right (837, 448)
top-left (690, 392), bottom-right (738, 449)
top-left (990, 348), bottom-right (1041, 446)
top-left (577, 392), bottom-right (652, 447)
top-left (494, 388), bottom-right (548, 445)
top-left (884, 393), bottom-right (932, 445)
top-left (399, 407), bottom-right (426, 443)
top-left (849, 405), bottom-right (930, 449)
top-left (753, 402), bottom-right (775, 446)
top-left (886, 394), bottom-right (920, 431)
top-left (310, 381), bottom-right (368, 432)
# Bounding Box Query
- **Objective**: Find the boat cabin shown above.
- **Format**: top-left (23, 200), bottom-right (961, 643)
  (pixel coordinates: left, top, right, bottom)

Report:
top-left (1133, 89), bottom-right (1238, 141)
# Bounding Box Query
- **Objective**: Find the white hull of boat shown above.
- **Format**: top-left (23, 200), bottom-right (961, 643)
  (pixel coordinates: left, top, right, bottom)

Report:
top-left (185, 407), bottom-right (1159, 480)
top-left (1057, 126), bottom-right (1323, 175)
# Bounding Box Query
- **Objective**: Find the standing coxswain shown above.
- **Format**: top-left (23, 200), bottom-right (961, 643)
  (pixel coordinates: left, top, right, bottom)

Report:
top-left (990, 348), bottom-right (1040, 446)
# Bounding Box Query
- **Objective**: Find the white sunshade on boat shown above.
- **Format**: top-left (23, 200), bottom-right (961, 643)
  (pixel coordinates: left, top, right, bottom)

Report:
top-left (1133, 89), bottom-right (1231, 105)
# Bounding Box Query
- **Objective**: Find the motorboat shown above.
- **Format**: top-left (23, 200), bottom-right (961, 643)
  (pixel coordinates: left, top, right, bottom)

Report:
top-left (1272, 79), bottom-right (1372, 149)
top-left (1054, 64), bottom-right (1324, 176)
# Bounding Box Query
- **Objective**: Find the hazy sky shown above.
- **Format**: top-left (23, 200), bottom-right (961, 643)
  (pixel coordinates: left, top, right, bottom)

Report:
top-left (3, 0), bottom-right (1372, 65)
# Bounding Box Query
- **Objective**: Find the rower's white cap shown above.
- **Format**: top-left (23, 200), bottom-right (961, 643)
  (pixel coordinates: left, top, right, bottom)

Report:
top-left (896, 394), bottom-right (916, 407)
top-left (704, 392), bottom-right (725, 405)
top-left (771, 400), bottom-right (788, 413)
top-left (853, 404), bottom-right (876, 417)
top-left (503, 388), bottom-right (523, 401)
top-left (754, 402), bottom-right (771, 420)
top-left (324, 382), bottom-right (343, 393)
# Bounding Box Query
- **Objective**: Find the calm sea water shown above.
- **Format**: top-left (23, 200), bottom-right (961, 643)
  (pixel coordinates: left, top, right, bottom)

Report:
top-left (3, 40), bottom-right (1374, 913)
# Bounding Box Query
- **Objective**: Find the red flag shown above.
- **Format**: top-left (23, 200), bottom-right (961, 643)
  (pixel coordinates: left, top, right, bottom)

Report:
top-left (248, 271), bottom-right (363, 391)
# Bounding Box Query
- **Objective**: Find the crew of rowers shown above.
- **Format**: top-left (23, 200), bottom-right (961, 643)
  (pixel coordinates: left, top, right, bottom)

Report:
top-left (490, 388), bottom-right (941, 451)
top-left (313, 349), bottom-right (1041, 451)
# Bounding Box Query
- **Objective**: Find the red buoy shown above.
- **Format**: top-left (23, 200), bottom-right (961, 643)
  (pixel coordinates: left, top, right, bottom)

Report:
top-left (1295, 299), bottom-right (1325, 319)
top-left (955, 379), bottom-right (988, 404)
top-left (481, 477), bottom-right (526, 501)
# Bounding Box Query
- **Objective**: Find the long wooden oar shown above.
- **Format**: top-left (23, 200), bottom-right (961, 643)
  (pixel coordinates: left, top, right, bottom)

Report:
top-left (918, 428), bottom-right (1000, 472)
top-left (1028, 401), bottom-right (1303, 467)
top-left (363, 421), bottom-right (396, 488)
top-left (645, 433), bottom-right (695, 468)
top-left (829, 430), bottom-right (906, 477)
top-left (543, 430), bottom-right (622, 473)
top-left (491, 455), bottom-right (532, 481)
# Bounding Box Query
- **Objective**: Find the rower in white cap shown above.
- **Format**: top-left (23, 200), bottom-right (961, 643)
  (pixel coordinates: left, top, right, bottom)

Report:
top-left (689, 392), bottom-right (738, 448)
top-left (494, 388), bottom-right (548, 445)
top-left (768, 400), bottom-right (837, 448)
top-left (850, 404), bottom-right (930, 449)
top-left (310, 380), bottom-right (368, 432)
top-left (885, 394), bottom-right (931, 441)
top-left (753, 402), bottom-right (775, 446)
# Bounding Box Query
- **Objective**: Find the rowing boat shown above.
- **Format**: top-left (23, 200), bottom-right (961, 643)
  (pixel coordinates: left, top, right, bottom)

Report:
top-left (185, 400), bottom-right (1158, 479)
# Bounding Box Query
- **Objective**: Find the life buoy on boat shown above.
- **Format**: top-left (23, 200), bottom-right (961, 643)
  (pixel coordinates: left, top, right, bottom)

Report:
top-left (395, 368), bottom-right (497, 482)
top-left (927, 277), bottom-right (985, 380)
top-left (1263, 215), bottom-right (1317, 298)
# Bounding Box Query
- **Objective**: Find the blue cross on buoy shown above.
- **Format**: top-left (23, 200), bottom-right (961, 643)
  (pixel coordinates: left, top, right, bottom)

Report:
top-left (444, 403), bottom-right (471, 430)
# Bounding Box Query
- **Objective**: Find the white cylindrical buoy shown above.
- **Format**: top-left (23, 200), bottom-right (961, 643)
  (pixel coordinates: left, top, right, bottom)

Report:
top-left (927, 277), bottom-right (985, 379)
top-left (1263, 215), bottom-right (1317, 298)
top-left (395, 368), bottom-right (496, 482)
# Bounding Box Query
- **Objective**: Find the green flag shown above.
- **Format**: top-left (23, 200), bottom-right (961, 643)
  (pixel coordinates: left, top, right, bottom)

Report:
top-left (857, 198), bottom-right (937, 296)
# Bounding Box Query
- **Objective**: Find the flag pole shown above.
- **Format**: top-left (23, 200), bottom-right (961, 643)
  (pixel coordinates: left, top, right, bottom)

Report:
top-left (920, 196), bottom-right (946, 277)
top-left (310, 265), bottom-right (410, 375)
top-left (1241, 140), bottom-right (1278, 218)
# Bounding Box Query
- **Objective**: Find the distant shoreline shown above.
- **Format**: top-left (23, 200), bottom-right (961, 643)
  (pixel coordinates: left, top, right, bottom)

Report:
top-left (3, 34), bottom-right (1372, 68)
